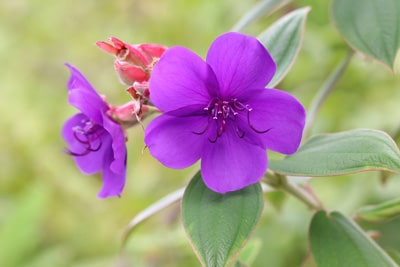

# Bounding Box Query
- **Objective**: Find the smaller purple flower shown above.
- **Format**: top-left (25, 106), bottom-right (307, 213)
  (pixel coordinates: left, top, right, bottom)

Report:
top-left (62, 64), bottom-right (127, 198)
top-left (144, 32), bottom-right (306, 194)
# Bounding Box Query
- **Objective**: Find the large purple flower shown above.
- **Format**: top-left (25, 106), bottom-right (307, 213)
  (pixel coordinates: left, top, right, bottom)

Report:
top-left (144, 32), bottom-right (305, 193)
top-left (62, 64), bottom-right (127, 198)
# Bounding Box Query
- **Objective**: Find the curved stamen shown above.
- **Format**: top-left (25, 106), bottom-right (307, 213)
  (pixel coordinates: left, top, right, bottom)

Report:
top-left (213, 103), bottom-right (220, 119)
top-left (208, 134), bottom-right (218, 143)
top-left (247, 109), bottom-right (272, 134)
top-left (64, 147), bottom-right (91, 157)
top-left (236, 127), bottom-right (245, 138)
top-left (66, 120), bottom-right (105, 156)
top-left (195, 97), bottom-right (271, 143)
top-left (73, 130), bottom-right (90, 144)
top-left (66, 137), bottom-right (103, 157)
top-left (208, 138), bottom-right (217, 143)
top-left (204, 97), bottom-right (219, 110)
top-left (87, 134), bottom-right (102, 152)
top-left (192, 117), bottom-right (211, 135)
top-left (217, 119), bottom-right (224, 137)
top-left (232, 99), bottom-right (247, 111)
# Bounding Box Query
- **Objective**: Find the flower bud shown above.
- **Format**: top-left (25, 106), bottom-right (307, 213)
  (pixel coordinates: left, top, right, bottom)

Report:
top-left (114, 61), bottom-right (148, 85)
top-left (97, 37), bottom-right (167, 86)
top-left (107, 100), bottom-right (152, 129)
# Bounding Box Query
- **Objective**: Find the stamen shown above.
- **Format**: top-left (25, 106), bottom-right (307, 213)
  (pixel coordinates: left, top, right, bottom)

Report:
top-left (232, 99), bottom-right (247, 111)
top-left (247, 109), bottom-right (272, 134)
top-left (194, 97), bottom-right (270, 143)
top-left (66, 120), bottom-right (105, 156)
top-left (192, 117), bottom-right (211, 135)
top-left (73, 130), bottom-right (91, 144)
top-left (87, 136), bottom-right (102, 152)
top-left (208, 137), bottom-right (217, 143)
top-left (236, 127), bottom-right (245, 138)
top-left (64, 147), bottom-right (91, 157)
top-left (216, 119), bottom-right (224, 137)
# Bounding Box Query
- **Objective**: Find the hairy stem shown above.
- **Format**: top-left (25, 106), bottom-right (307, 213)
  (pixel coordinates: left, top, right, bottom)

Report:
top-left (145, 105), bottom-right (162, 113)
top-left (303, 49), bottom-right (354, 138)
top-left (264, 171), bottom-right (323, 210)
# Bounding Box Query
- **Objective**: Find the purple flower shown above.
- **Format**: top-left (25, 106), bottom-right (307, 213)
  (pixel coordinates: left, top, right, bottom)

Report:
top-left (62, 64), bottom-right (127, 198)
top-left (144, 32), bottom-right (306, 194)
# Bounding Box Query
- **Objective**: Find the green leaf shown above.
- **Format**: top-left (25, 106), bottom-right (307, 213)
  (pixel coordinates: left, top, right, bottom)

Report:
top-left (231, 0), bottom-right (291, 32)
top-left (269, 129), bottom-right (400, 177)
top-left (258, 7), bottom-right (311, 87)
top-left (182, 172), bottom-right (263, 267)
top-left (356, 198), bottom-right (400, 222)
top-left (331, 0), bottom-right (400, 70)
top-left (387, 249), bottom-right (400, 265)
top-left (309, 210), bottom-right (398, 267)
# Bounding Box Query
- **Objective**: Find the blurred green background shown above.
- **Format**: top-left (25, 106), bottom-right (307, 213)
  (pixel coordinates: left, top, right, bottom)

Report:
top-left (1, 0), bottom-right (400, 266)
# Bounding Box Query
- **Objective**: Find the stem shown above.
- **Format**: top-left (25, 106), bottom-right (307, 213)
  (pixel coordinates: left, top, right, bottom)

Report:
top-left (264, 171), bottom-right (323, 210)
top-left (120, 187), bottom-right (185, 250)
top-left (145, 105), bottom-right (162, 113)
top-left (303, 49), bottom-right (354, 138)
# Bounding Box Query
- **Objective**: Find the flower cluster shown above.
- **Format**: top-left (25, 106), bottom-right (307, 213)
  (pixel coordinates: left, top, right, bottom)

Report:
top-left (63, 38), bottom-right (167, 198)
top-left (63, 32), bottom-right (305, 197)
top-left (96, 37), bottom-right (167, 102)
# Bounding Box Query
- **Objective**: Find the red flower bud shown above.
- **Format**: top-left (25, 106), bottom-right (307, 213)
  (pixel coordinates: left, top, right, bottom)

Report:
top-left (114, 61), bottom-right (148, 85)
top-left (107, 101), bottom-right (153, 129)
top-left (97, 37), bottom-right (167, 86)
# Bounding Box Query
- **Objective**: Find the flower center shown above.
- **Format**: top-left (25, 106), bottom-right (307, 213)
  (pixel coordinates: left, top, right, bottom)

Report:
top-left (66, 119), bottom-right (106, 156)
top-left (193, 97), bottom-right (270, 143)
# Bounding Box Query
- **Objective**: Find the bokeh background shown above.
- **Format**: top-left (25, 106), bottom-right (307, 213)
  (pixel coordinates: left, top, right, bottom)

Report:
top-left (1, 0), bottom-right (400, 266)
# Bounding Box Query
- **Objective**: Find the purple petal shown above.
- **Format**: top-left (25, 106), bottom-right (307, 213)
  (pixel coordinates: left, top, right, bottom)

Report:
top-left (245, 88), bottom-right (306, 154)
top-left (65, 64), bottom-right (108, 124)
top-left (149, 46), bottom-right (220, 113)
top-left (62, 113), bottom-right (110, 174)
top-left (68, 89), bottom-right (107, 125)
top-left (206, 32), bottom-right (276, 98)
top-left (97, 145), bottom-right (126, 198)
top-left (65, 63), bottom-right (98, 94)
top-left (75, 136), bottom-right (112, 175)
top-left (200, 124), bottom-right (267, 193)
top-left (101, 113), bottom-right (127, 174)
top-left (144, 114), bottom-right (207, 168)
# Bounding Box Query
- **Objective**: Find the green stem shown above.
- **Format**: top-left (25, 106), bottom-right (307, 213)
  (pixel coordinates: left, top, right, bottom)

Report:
top-left (264, 171), bottom-right (323, 210)
top-left (120, 187), bottom-right (185, 251)
top-left (303, 49), bottom-right (354, 138)
top-left (145, 105), bottom-right (162, 113)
